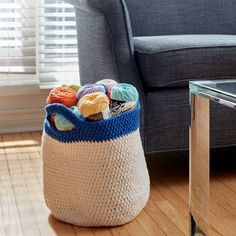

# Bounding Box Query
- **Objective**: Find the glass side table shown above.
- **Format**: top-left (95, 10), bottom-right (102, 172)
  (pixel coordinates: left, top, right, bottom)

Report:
top-left (189, 80), bottom-right (236, 236)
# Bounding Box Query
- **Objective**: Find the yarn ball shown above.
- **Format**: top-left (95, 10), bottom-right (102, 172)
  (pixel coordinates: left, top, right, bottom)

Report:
top-left (70, 106), bottom-right (84, 120)
top-left (107, 86), bottom-right (113, 100)
top-left (76, 84), bottom-right (106, 100)
top-left (86, 113), bottom-right (104, 121)
top-left (78, 92), bottom-right (109, 117)
top-left (111, 83), bottom-right (139, 102)
top-left (62, 84), bottom-right (81, 92)
top-left (54, 114), bottom-right (76, 131)
top-left (96, 79), bottom-right (118, 90)
top-left (54, 106), bottom-right (83, 131)
top-left (46, 87), bottom-right (78, 107)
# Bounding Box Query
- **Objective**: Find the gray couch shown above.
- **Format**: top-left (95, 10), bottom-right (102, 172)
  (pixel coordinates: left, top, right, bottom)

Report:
top-left (68, 0), bottom-right (236, 154)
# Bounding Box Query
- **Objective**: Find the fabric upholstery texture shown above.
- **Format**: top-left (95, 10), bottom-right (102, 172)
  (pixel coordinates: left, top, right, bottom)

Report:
top-left (125, 0), bottom-right (236, 36)
top-left (134, 35), bottom-right (236, 87)
top-left (146, 88), bottom-right (236, 152)
top-left (67, 0), bottom-right (236, 153)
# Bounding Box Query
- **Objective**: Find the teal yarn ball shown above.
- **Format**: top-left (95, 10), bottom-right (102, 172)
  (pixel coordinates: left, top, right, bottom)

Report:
top-left (55, 114), bottom-right (76, 131)
top-left (54, 106), bottom-right (84, 131)
top-left (70, 106), bottom-right (84, 120)
top-left (111, 83), bottom-right (139, 102)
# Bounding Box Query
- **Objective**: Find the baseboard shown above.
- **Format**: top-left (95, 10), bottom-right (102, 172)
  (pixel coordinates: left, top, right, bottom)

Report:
top-left (0, 108), bottom-right (45, 134)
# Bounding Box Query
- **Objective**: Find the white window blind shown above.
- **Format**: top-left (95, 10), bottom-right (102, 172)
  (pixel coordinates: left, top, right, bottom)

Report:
top-left (0, 0), bottom-right (36, 83)
top-left (38, 0), bottom-right (79, 86)
top-left (0, 0), bottom-right (79, 87)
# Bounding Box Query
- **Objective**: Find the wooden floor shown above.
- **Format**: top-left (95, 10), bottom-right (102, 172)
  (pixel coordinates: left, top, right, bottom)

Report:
top-left (0, 132), bottom-right (236, 236)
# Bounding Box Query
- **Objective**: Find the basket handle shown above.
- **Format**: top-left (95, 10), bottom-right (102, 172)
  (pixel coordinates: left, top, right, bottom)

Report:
top-left (45, 103), bottom-right (82, 127)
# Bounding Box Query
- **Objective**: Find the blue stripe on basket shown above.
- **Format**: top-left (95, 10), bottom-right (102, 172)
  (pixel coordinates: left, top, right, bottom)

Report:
top-left (44, 103), bottom-right (140, 143)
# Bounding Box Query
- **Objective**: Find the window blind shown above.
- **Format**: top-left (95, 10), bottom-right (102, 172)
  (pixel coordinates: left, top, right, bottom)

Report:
top-left (0, 0), bottom-right (79, 87)
top-left (37, 0), bottom-right (79, 86)
top-left (0, 0), bottom-right (36, 78)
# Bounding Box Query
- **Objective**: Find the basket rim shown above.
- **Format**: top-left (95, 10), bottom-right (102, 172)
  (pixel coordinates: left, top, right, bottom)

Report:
top-left (44, 103), bottom-right (140, 143)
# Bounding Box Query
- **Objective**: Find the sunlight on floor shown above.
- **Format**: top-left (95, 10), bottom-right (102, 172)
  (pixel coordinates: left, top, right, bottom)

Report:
top-left (0, 139), bottom-right (39, 148)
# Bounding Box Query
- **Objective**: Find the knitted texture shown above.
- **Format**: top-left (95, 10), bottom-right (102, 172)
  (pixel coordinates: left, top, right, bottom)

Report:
top-left (42, 103), bottom-right (150, 227)
top-left (44, 103), bottom-right (140, 142)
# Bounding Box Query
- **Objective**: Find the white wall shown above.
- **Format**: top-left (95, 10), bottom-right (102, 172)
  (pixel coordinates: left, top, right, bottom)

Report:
top-left (0, 89), bottom-right (50, 134)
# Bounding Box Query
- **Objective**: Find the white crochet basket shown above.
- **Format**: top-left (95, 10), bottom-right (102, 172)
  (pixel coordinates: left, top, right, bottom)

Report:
top-left (42, 103), bottom-right (150, 227)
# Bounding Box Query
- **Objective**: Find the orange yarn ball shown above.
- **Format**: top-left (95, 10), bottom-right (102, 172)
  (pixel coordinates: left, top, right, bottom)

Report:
top-left (46, 87), bottom-right (78, 107)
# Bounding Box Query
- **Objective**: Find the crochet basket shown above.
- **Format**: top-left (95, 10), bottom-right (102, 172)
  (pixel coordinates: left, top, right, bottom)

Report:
top-left (42, 103), bottom-right (150, 227)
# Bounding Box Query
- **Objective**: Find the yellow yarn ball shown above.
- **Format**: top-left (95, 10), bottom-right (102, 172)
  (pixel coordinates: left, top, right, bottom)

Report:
top-left (78, 92), bottom-right (109, 117)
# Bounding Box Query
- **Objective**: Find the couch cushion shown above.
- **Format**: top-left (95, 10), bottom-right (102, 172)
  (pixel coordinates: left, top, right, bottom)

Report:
top-left (133, 35), bottom-right (236, 88)
top-left (125, 0), bottom-right (236, 36)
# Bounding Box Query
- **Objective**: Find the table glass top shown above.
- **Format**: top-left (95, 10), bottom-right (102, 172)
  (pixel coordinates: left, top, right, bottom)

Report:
top-left (190, 80), bottom-right (236, 109)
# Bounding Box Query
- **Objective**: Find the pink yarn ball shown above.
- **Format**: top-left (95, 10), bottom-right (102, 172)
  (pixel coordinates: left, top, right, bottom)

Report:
top-left (96, 79), bottom-right (118, 91)
top-left (107, 86), bottom-right (113, 100)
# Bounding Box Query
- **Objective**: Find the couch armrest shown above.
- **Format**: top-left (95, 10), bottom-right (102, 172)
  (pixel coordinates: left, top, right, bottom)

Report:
top-left (66, 0), bottom-right (146, 149)
top-left (67, 0), bottom-right (143, 87)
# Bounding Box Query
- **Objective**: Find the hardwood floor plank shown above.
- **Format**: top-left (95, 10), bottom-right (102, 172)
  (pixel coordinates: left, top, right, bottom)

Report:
top-left (0, 204), bottom-right (5, 236)
top-left (157, 200), bottom-right (188, 235)
top-left (73, 226), bottom-right (94, 236)
top-left (144, 199), bottom-right (183, 236)
top-left (151, 183), bottom-right (190, 234)
top-left (135, 209), bottom-right (165, 236)
top-left (123, 219), bottom-right (148, 236)
top-left (153, 171), bottom-right (228, 236)
top-left (1, 132), bottom-right (236, 235)
top-left (1, 135), bottom-right (23, 236)
top-left (1, 174), bottom-right (23, 236)
top-left (209, 212), bottom-right (234, 235)
top-left (0, 140), bottom-right (6, 236)
top-left (151, 182), bottom-right (189, 221)
top-left (18, 134), bottom-right (57, 236)
top-left (92, 227), bottom-right (113, 236)
top-left (48, 214), bottom-right (77, 236)
top-left (209, 227), bottom-right (222, 236)
top-left (149, 187), bottom-right (188, 235)
top-left (211, 178), bottom-right (236, 217)
top-left (0, 171), bottom-right (5, 236)
top-left (109, 225), bottom-right (130, 236)
top-left (10, 171), bottom-right (41, 236)
top-left (0, 135), bottom-right (5, 155)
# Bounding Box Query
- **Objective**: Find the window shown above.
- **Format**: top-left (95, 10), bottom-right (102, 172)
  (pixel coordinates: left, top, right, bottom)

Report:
top-left (0, 0), bottom-right (37, 87)
top-left (0, 0), bottom-right (79, 89)
top-left (38, 0), bottom-right (79, 87)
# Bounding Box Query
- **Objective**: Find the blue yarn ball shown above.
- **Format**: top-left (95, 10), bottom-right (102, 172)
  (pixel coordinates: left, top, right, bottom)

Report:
top-left (111, 83), bottom-right (139, 102)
